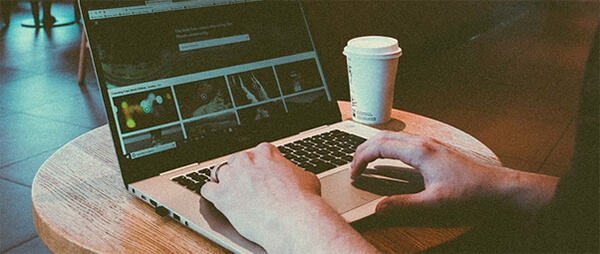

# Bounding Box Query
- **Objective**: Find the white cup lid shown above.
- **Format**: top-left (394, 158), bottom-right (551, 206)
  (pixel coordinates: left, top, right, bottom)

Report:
top-left (343, 36), bottom-right (402, 59)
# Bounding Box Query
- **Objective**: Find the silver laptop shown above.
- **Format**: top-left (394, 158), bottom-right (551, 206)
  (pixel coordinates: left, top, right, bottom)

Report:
top-left (79, 0), bottom-right (417, 252)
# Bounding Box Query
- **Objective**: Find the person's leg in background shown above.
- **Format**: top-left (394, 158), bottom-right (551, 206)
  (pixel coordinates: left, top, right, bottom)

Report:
top-left (1, 1), bottom-right (17, 25)
top-left (41, 0), bottom-right (55, 26)
top-left (30, 1), bottom-right (40, 27)
top-left (29, 1), bottom-right (55, 27)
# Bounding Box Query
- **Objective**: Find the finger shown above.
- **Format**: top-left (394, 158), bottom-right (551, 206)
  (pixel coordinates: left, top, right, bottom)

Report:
top-left (215, 163), bottom-right (234, 183)
top-left (351, 133), bottom-right (444, 179)
top-left (351, 138), bottom-right (419, 178)
top-left (352, 131), bottom-right (397, 159)
top-left (356, 131), bottom-right (413, 154)
top-left (374, 192), bottom-right (463, 225)
top-left (375, 192), bottom-right (435, 217)
top-left (200, 182), bottom-right (219, 202)
top-left (350, 135), bottom-right (386, 177)
top-left (352, 131), bottom-right (423, 160)
top-left (351, 131), bottom-right (415, 176)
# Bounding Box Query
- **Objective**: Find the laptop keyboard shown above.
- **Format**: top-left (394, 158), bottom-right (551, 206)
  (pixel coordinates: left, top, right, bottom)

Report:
top-left (278, 129), bottom-right (366, 174)
top-left (171, 168), bottom-right (212, 195)
top-left (171, 129), bottom-right (367, 195)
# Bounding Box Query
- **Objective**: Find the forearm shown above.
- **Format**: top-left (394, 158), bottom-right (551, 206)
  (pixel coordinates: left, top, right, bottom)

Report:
top-left (260, 194), bottom-right (379, 254)
top-left (494, 167), bottom-right (559, 214)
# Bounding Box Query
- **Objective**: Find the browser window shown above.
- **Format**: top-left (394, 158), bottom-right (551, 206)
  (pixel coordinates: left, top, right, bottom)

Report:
top-left (84, 0), bottom-right (332, 159)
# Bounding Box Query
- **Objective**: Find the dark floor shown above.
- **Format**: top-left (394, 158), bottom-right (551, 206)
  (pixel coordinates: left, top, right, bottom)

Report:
top-left (0, 1), bottom-right (597, 253)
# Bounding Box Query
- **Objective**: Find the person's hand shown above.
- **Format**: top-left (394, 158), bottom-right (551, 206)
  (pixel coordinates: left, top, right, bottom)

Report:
top-left (201, 143), bottom-right (378, 253)
top-left (200, 143), bottom-right (320, 246)
top-left (351, 131), bottom-right (559, 220)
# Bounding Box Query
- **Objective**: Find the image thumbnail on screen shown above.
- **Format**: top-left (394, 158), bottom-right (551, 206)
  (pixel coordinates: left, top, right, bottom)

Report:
top-left (113, 87), bottom-right (178, 133)
top-left (175, 77), bottom-right (233, 119)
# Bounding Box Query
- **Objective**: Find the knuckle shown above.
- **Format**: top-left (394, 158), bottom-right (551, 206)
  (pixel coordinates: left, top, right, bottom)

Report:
top-left (256, 142), bottom-right (272, 150)
top-left (373, 130), bottom-right (393, 140)
top-left (256, 142), bottom-right (278, 157)
top-left (411, 137), bottom-right (440, 158)
top-left (231, 150), bottom-right (252, 164)
top-left (371, 137), bottom-right (388, 147)
top-left (415, 136), bottom-right (436, 148)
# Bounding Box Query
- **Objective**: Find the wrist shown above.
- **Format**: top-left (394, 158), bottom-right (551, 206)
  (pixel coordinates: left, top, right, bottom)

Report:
top-left (494, 167), bottom-right (559, 214)
top-left (260, 194), bottom-right (377, 253)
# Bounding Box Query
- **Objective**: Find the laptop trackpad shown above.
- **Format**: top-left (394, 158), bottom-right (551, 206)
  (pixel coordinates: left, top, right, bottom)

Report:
top-left (320, 168), bottom-right (382, 214)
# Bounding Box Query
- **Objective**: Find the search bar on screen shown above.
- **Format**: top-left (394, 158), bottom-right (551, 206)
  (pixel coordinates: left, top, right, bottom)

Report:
top-left (179, 34), bottom-right (250, 52)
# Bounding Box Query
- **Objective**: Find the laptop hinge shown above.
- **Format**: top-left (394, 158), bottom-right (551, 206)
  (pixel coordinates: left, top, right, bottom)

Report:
top-left (298, 124), bottom-right (330, 136)
top-left (160, 163), bottom-right (199, 176)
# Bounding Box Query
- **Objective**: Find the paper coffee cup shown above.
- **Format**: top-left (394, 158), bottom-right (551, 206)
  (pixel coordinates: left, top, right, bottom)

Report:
top-left (343, 36), bottom-right (402, 124)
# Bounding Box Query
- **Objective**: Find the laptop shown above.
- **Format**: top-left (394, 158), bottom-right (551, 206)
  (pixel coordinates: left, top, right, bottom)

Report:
top-left (79, 0), bottom-right (416, 252)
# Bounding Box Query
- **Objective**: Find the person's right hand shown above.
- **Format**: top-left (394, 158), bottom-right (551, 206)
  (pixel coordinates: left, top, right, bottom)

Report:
top-left (351, 131), bottom-right (559, 219)
top-left (201, 143), bottom-right (378, 253)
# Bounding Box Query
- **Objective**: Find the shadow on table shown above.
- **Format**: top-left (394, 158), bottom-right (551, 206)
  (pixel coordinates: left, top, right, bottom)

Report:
top-left (351, 200), bottom-right (527, 231)
top-left (365, 119), bottom-right (406, 132)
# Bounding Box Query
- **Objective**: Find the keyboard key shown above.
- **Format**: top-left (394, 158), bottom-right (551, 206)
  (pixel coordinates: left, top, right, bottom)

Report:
top-left (293, 156), bottom-right (309, 164)
top-left (177, 178), bottom-right (192, 187)
top-left (330, 159), bottom-right (348, 166)
top-left (304, 153), bottom-right (320, 159)
top-left (341, 148), bottom-right (355, 154)
top-left (198, 168), bottom-right (211, 175)
top-left (324, 141), bottom-right (339, 147)
top-left (340, 155), bottom-right (354, 162)
top-left (314, 143), bottom-right (329, 149)
top-left (200, 175), bottom-right (209, 182)
top-left (289, 144), bottom-right (305, 151)
top-left (304, 146), bottom-right (318, 152)
top-left (186, 182), bottom-right (203, 191)
top-left (172, 176), bottom-right (185, 182)
top-left (284, 153), bottom-right (300, 161)
top-left (315, 149), bottom-right (331, 156)
top-left (309, 158), bottom-right (328, 165)
top-left (294, 150), bottom-right (308, 156)
top-left (330, 151), bottom-right (347, 158)
top-left (188, 172), bottom-right (206, 181)
top-left (298, 162), bottom-right (316, 170)
top-left (319, 154), bottom-right (335, 161)
top-left (310, 162), bottom-right (337, 174)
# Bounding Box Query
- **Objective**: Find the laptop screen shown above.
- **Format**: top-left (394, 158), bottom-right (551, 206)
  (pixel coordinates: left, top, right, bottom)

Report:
top-left (80, 0), bottom-right (341, 184)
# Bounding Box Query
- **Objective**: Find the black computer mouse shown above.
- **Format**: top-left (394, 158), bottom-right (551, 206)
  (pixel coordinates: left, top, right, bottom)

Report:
top-left (351, 165), bottom-right (425, 196)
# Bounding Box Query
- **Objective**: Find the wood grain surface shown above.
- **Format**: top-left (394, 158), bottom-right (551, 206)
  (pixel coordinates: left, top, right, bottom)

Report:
top-left (32, 101), bottom-right (500, 253)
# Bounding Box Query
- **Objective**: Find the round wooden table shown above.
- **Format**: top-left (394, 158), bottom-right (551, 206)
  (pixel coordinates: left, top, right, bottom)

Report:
top-left (32, 101), bottom-right (501, 253)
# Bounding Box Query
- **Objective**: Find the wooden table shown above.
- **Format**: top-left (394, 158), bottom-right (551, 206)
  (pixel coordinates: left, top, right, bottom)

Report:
top-left (32, 101), bottom-right (501, 253)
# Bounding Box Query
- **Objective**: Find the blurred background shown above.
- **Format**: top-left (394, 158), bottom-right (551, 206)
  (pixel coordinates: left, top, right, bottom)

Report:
top-left (1, 0), bottom-right (598, 252)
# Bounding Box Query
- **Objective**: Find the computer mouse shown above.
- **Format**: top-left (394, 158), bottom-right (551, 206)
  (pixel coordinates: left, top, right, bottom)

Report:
top-left (351, 165), bottom-right (425, 196)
